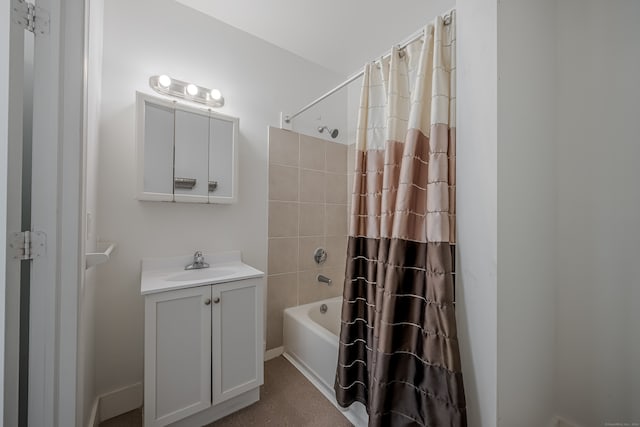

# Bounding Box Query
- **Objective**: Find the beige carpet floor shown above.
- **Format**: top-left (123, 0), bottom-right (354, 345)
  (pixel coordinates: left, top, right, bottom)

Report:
top-left (100, 356), bottom-right (353, 427)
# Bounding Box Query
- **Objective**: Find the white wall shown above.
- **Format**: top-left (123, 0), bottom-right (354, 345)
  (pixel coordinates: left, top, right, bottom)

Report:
top-left (492, 2), bottom-right (640, 425)
top-left (458, 1), bottom-right (640, 425)
top-left (555, 1), bottom-right (640, 425)
top-left (496, 0), bottom-right (558, 425)
top-left (456, 1), bottom-right (498, 426)
top-left (95, 0), bottom-right (346, 399)
top-left (346, 76), bottom-right (362, 147)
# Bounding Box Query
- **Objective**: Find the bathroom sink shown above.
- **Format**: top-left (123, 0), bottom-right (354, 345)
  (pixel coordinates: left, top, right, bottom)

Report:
top-left (140, 251), bottom-right (265, 295)
top-left (165, 267), bottom-right (236, 282)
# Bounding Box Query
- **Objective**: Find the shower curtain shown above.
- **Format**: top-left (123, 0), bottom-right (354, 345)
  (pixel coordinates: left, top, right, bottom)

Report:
top-left (335, 12), bottom-right (466, 427)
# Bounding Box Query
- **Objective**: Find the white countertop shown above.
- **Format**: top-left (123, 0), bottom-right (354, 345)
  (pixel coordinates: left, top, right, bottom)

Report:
top-left (140, 251), bottom-right (264, 295)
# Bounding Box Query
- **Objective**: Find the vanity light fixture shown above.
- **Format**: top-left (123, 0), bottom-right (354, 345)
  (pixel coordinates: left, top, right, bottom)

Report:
top-left (149, 75), bottom-right (225, 108)
top-left (186, 83), bottom-right (198, 96)
top-left (158, 74), bottom-right (171, 88)
top-left (209, 88), bottom-right (222, 101)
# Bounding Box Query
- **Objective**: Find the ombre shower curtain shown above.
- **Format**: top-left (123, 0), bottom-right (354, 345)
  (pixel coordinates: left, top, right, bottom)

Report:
top-left (335, 12), bottom-right (466, 427)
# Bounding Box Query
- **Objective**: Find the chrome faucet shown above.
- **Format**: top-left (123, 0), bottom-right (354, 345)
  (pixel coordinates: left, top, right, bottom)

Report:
top-left (317, 274), bottom-right (332, 285)
top-left (185, 251), bottom-right (210, 270)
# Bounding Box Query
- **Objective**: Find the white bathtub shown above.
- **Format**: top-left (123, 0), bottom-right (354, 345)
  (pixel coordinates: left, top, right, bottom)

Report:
top-left (283, 297), bottom-right (368, 427)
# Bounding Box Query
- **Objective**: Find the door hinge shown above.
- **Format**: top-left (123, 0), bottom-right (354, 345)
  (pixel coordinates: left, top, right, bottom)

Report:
top-left (12, 0), bottom-right (49, 35)
top-left (9, 231), bottom-right (46, 260)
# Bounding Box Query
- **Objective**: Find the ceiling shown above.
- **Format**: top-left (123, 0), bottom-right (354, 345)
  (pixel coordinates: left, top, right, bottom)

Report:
top-left (175, 0), bottom-right (455, 76)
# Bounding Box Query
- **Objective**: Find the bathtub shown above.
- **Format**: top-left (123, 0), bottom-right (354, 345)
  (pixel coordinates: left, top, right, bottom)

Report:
top-left (283, 297), bottom-right (368, 427)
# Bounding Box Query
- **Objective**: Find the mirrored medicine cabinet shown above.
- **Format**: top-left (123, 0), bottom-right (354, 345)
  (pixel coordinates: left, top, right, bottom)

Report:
top-left (136, 92), bottom-right (238, 204)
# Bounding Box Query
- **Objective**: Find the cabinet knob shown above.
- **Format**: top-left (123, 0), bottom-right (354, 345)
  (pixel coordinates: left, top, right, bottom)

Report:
top-left (213, 297), bottom-right (220, 304)
top-left (204, 298), bottom-right (211, 305)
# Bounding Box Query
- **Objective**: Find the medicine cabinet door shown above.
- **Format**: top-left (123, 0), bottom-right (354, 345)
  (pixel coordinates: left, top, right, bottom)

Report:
top-left (140, 101), bottom-right (174, 201)
top-left (208, 115), bottom-right (237, 203)
top-left (174, 109), bottom-right (209, 203)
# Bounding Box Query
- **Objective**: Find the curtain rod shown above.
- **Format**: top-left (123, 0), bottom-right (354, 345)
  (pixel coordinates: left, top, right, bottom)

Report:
top-left (283, 10), bottom-right (454, 124)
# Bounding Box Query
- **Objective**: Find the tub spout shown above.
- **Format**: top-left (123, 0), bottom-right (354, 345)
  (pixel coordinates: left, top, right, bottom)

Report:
top-left (317, 274), bottom-right (332, 285)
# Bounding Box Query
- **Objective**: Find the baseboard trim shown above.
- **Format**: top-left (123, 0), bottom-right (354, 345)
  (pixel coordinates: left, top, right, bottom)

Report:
top-left (98, 382), bottom-right (143, 422)
top-left (88, 396), bottom-right (100, 427)
top-left (264, 346), bottom-right (284, 361)
top-left (552, 415), bottom-right (584, 427)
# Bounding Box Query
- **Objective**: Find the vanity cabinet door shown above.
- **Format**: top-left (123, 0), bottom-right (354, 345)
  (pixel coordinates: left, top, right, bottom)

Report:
top-left (211, 278), bottom-right (264, 404)
top-left (174, 109), bottom-right (210, 202)
top-left (144, 286), bottom-right (212, 427)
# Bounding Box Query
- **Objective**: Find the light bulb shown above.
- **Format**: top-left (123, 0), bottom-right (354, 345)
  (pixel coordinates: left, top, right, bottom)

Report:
top-left (158, 75), bottom-right (171, 88)
top-left (209, 89), bottom-right (222, 101)
top-left (186, 84), bottom-right (198, 96)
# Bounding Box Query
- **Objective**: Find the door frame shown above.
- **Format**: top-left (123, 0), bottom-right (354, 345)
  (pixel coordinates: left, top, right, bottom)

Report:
top-left (1, 0), bottom-right (23, 422)
top-left (55, 0), bottom-right (87, 425)
top-left (30, 0), bottom-right (86, 424)
top-left (4, 0), bottom-right (87, 425)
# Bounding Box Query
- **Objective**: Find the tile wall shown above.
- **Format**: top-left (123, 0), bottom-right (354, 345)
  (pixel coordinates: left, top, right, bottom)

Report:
top-left (267, 127), bottom-right (349, 350)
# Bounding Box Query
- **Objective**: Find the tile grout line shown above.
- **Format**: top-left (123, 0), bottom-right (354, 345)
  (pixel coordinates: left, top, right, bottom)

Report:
top-left (298, 135), bottom-right (303, 308)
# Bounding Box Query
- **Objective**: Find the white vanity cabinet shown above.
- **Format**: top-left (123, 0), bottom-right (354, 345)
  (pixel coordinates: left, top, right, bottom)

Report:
top-left (143, 276), bottom-right (264, 427)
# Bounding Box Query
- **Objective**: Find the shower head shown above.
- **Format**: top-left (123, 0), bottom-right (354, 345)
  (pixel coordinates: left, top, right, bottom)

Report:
top-left (318, 126), bottom-right (339, 139)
